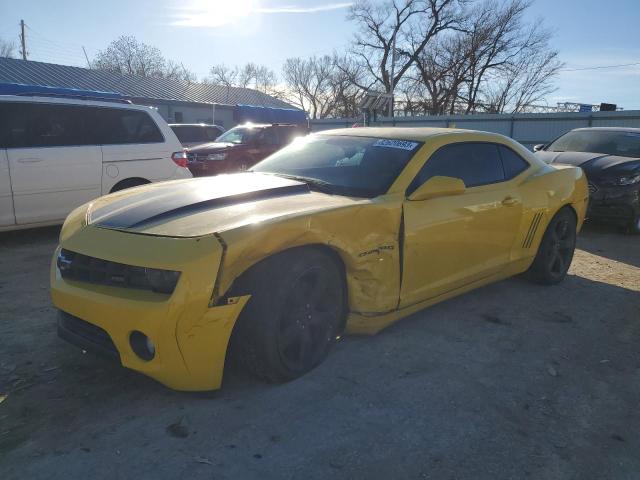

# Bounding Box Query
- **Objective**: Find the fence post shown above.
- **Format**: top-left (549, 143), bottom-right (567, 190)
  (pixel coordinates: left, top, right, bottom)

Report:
top-left (509, 116), bottom-right (515, 139)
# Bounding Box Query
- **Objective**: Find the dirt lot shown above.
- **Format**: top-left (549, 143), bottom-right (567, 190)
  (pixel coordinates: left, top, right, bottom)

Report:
top-left (0, 223), bottom-right (638, 479)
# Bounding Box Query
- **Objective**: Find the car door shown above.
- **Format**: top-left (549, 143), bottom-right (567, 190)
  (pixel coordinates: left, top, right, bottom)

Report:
top-left (96, 107), bottom-right (173, 192)
top-left (0, 148), bottom-right (15, 227)
top-left (400, 142), bottom-right (524, 307)
top-left (0, 105), bottom-right (16, 227)
top-left (5, 102), bottom-right (102, 225)
top-left (255, 127), bottom-right (281, 161)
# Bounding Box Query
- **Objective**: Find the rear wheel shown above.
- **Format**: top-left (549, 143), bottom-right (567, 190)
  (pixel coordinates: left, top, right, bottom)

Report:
top-left (525, 207), bottom-right (577, 285)
top-left (229, 248), bottom-right (346, 383)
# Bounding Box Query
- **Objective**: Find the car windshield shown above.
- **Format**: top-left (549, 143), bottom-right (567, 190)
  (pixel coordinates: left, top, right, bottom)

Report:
top-left (547, 130), bottom-right (640, 158)
top-left (252, 134), bottom-right (422, 198)
top-left (216, 127), bottom-right (260, 144)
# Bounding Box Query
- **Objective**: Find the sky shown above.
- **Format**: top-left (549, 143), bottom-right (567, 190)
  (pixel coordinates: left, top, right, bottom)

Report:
top-left (0, 0), bottom-right (639, 109)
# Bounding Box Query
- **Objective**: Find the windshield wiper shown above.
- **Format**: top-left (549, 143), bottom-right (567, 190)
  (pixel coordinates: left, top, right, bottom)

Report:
top-left (270, 173), bottom-right (337, 194)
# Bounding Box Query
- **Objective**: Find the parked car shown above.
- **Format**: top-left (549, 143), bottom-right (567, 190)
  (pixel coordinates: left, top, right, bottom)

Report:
top-left (186, 123), bottom-right (308, 177)
top-left (169, 123), bottom-right (225, 148)
top-left (534, 127), bottom-right (640, 233)
top-left (0, 94), bottom-right (192, 231)
top-left (52, 127), bottom-right (588, 391)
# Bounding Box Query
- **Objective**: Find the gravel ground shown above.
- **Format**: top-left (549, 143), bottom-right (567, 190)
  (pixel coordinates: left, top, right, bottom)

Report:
top-left (0, 223), bottom-right (638, 480)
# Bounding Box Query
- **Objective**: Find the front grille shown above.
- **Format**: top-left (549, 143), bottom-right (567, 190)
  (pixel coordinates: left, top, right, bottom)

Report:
top-left (187, 152), bottom-right (207, 163)
top-left (58, 311), bottom-right (119, 359)
top-left (57, 249), bottom-right (150, 290)
top-left (588, 182), bottom-right (598, 194)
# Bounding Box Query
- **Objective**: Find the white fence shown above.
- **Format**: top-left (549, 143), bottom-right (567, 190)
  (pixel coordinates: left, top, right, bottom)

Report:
top-left (310, 110), bottom-right (640, 149)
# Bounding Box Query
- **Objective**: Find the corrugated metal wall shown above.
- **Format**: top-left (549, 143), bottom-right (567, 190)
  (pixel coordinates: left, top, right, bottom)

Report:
top-left (310, 111), bottom-right (640, 149)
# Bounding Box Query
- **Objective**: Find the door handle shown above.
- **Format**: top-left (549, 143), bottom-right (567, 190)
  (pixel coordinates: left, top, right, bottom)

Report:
top-left (17, 158), bottom-right (44, 163)
top-left (502, 196), bottom-right (519, 206)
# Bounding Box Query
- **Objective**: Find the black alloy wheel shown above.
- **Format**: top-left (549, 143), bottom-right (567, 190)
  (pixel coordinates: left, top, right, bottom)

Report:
top-left (277, 265), bottom-right (342, 374)
top-left (526, 207), bottom-right (577, 285)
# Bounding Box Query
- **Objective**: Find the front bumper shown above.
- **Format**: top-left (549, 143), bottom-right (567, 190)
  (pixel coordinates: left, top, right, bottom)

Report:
top-left (587, 183), bottom-right (640, 224)
top-left (50, 225), bottom-right (249, 391)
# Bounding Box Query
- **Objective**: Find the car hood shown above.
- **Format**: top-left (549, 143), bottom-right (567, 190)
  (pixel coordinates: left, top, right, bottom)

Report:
top-left (187, 142), bottom-right (237, 154)
top-left (535, 151), bottom-right (640, 178)
top-left (86, 173), bottom-right (367, 238)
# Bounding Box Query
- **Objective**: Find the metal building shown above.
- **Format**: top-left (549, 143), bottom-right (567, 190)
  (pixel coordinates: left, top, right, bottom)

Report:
top-left (0, 57), bottom-right (304, 129)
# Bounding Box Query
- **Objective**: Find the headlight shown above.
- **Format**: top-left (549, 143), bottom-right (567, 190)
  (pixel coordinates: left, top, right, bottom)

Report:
top-left (144, 268), bottom-right (181, 294)
top-left (616, 174), bottom-right (640, 186)
top-left (207, 153), bottom-right (227, 161)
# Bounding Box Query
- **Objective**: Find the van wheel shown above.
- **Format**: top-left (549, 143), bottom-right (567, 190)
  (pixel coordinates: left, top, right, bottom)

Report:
top-left (110, 178), bottom-right (150, 193)
top-left (525, 207), bottom-right (577, 285)
top-left (229, 248), bottom-right (346, 383)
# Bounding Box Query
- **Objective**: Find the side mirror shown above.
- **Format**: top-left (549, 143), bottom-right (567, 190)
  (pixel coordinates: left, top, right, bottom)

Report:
top-left (533, 144), bottom-right (545, 152)
top-left (408, 176), bottom-right (466, 201)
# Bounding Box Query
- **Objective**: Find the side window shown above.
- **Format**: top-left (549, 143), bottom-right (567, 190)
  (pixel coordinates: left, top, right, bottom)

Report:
top-left (205, 127), bottom-right (222, 141)
top-left (408, 142), bottom-right (504, 194)
top-left (95, 108), bottom-right (163, 145)
top-left (277, 127), bottom-right (298, 145)
top-left (258, 128), bottom-right (279, 146)
top-left (499, 145), bottom-right (529, 179)
top-left (0, 103), bottom-right (12, 148)
top-left (2, 103), bottom-right (92, 148)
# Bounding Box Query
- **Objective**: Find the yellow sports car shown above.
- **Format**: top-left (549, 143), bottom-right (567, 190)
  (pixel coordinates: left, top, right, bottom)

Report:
top-left (51, 128), bottom-right (588, 391)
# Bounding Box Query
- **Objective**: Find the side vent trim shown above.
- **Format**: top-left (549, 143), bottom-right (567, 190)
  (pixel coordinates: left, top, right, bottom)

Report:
top-left (523, 212), bottom-right (544, 249)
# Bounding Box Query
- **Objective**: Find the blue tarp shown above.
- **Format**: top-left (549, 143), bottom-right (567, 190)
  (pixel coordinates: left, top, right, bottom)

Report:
top-left (0, 82), bottom-right (124, 100)
top-left (235, 104), bottom-right (308, 125)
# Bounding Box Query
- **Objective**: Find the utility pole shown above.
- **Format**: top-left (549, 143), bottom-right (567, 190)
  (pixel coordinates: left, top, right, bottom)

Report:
top-left (82, 46), bottom-right (90, 68)
top-left (19, 19), bottom-right (27, 60)
top-left (388, 30), bottom-right (397, 118)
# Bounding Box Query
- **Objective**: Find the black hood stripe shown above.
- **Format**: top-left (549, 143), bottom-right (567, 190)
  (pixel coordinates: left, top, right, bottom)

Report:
top-left (92, 183), bottom-right (310, 229)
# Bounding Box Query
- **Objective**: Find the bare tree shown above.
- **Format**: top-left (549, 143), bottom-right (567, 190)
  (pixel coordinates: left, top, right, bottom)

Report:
top-left (347, 0), bottom-right (462, 95)
top-left (482, 33), bottom-right (562, 113)
top-left (164, 60), bottom-right (197, 83)
top-left (0, 38), bottom-right (16, 58)
top-left (328, 55), bottom-right (364, 117)
top-left (207, 63), bottom-right (282, 97)
top-left (282, 56), bottom-right (335, 119)
top-left (93, 36), bottom-right (196, 83)
top-left (404, 0), bottom-right (561, 114)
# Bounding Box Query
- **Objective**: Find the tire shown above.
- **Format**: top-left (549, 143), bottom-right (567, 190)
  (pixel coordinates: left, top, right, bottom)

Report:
top-left (110, 178), bottom-right (149, 193)
top-left (229, 248), bottom-right (346, 383)
top-left (525, 207), bottom-right (577, 285)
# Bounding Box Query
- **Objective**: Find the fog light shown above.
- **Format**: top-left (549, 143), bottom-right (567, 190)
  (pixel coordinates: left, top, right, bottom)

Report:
top-left (130, 331), bottom-right (155, 361)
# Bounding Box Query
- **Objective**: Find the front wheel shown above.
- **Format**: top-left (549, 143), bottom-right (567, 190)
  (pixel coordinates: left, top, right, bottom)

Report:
top-left (525, 207), bottom-right (577, 285)
top-left (229, 248), bottom-right (346, 383)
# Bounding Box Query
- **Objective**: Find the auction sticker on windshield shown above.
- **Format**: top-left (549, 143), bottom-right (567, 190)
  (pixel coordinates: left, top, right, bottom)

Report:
top-left (373, 139), bottom-right (419, 151)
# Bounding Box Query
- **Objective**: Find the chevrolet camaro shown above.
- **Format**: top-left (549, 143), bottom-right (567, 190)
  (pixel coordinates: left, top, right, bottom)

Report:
top-left (51, 128), bottom-right (588, 391)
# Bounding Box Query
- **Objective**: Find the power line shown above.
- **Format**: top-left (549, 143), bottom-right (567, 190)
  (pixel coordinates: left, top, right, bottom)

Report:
top-left (560, 61), bottom-right (640, 72)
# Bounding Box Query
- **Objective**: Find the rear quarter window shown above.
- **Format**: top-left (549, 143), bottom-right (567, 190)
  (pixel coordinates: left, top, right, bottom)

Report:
top-left (499, 146), bottom-right (530, 179)
top-left (95, 108), bottom-right (163, 145)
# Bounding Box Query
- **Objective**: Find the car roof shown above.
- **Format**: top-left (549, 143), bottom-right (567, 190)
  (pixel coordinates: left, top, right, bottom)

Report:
top-left (169, 123), bottom-right (221, 128)
top-left (572, 127), bottom-right (640, 133)
top-left (0, 94), bottom-right (154, 111)
top-left (315, 127), bottom-right (504, 142)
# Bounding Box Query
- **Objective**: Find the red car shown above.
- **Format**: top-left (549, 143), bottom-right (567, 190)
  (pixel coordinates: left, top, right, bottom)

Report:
top-left (186, 123), bottom-right (309, 177)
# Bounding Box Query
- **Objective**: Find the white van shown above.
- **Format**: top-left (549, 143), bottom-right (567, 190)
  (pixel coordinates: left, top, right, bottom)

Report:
top-left (0, 95), bottom-right (192, 231)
